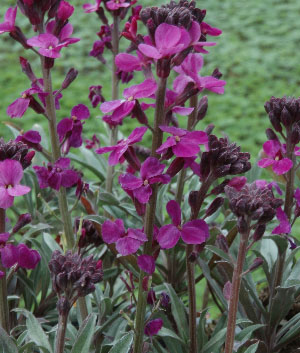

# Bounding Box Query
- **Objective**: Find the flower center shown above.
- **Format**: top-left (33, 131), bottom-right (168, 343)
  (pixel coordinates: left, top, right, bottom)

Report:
top-left (143, 179), bottom-right (149, 186)
top-left (177, 225), bottom-right (182, 231)
top-left (72, 115), bottom-right (77, 120)
top-left (21, 94), bottom-right (28, 99)
top-left (5, 184), bottom-right (12, 189)
top-left (128, 96), bottom-right (134, 102)
top-left (56, 168), bottom-right (62, 173)
top-left (49, 45), bottom-right (53, 49)
top-left (175, 136), bottom-right (180, 142)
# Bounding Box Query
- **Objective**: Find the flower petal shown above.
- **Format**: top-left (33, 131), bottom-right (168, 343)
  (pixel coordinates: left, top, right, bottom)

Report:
top-left (181, 219), bottom-right (209, 244)
top-left (137, 255), bottom-right (155, 274)
top-left (166, 200), bottom-right (181, 226)
top-left (116, 237), bottom-right (141, 255)
top-left (157, 224), bottom-right (181, 249)
top-left (272, 159), bottom-right (293, 175)
top-left (7, 184), bottom-right (31, 197)
top-left (119, 173), bottom-right (143, 190)
top-left (102, 219), bottom-right (124, 243)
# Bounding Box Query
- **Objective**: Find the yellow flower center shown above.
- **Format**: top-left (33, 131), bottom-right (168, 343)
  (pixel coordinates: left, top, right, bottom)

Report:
top-left (177, 225), bottom-right (182, 231)
top-left (128, 96), bottom-right (134, 102)
top-left (21, 94), bottom-right (27, 99)
top-left (175, 136), bottom-right (180, 142)
top-left (72, 115), bottom-right (77, 120)
top-left (143, 179), bottom-right (149, 186)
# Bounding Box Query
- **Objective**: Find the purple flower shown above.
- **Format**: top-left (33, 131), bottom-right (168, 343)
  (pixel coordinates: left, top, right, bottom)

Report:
top-left (188, 21), bottom-right (217, 54)
top-left (106, 0), bottom-right (130, 11)
top-left (173, 53), bottom-right (226, 94)
top-left (157, 200), bottom-right (209, 249)
top-left (96, 126), bottom-right (147, 165)
top-left (258, 140), bottom-right (292, 175)
top-left (57, 0), bottom-right (74, 21)
top-left (256, 179), bottom-right (282, 196)
top-left (272, 207), bottom-right (291, 234)
top-left (115, 51), bottom-right (151, 73)
top-left (7, 86), bottom-right (46, 118)
top-left (27, 23), bottom-right (80, 58)
top-left (16, 130), bottom-right (42, 151)
top-left (201, 22), bottom-right (222, 37)
top-left (83, 0), bottom-right (101, 13)
top-left (33, 158), bottom-right (79, 191)
top-left (156, 126), bottom-right (208, 158)
top-left (137, 255), bottom-right (155, 274)
top-left (0, 7), bottom-right (16, 34)
top-left (119, 157), bottom-right (170, 204)
top-left (101, 219), bottom-right (147, 256)
top-left (100, 79), bottom-right (157, 125)
top-left (0, 160), bottom-right (31, 209)
top-left (57, 104), bottom-right (90, 154)
top-left (144, 319), bottom-right (163, 336)
top-left (165, 89), bottom-right (194, 116)
top-left (138, 23), bottom-right (190, 60)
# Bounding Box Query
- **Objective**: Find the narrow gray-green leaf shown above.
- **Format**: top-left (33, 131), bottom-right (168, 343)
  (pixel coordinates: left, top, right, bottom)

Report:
top-left (244, 342), bottom-right (259, 353)
top-left (0, 327), bottom-right (18, 353)
top-left (70, 313), bottom-right (97, 353)
top-left (158, 327), bottom-right (184, 343)
top-left (108, 331), bottom-right (134, 353)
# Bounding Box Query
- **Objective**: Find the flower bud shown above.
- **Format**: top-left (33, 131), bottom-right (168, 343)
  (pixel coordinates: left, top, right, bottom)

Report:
top-left (12, 213), bottom-right (32, 233)
top-left (281, 106), bottom-right (293, 127)
top-left (253, 224), bottom-right (266, 241)
top-left (196, 96), bottom-right (208, 122)
top-left (62, 68), bottom-right (78, 89)
top-left (248, 257), bottom-right (264, 272)
top-left (166, 157), bottom-right (185, 177)
top-left (147, 289), bottom-right (156, 305)
top-left (205, 197), bottom-right (224, 218)
top-left (20, 57), bottom-right (37, 83)
top-left (291, 123), bottom-right (300, 145)
top-left (188, 190), bottom-right (198, 215)
top-left (216, 234), bottom-right (229, 253)
top-left (57, 0), bottom-right (74, 21)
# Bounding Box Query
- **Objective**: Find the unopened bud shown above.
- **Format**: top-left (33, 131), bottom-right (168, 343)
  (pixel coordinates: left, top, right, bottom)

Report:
top-left (62, 68), bottom-right (78, 89)
top-left (20, 57), bottom-right (37, 83)
top-left (237, 216), bottom-right (248, 234)
top-left (166, 157), bottom-right (184, 177)
top-left (281, 106), bottom-right (293, 127)
top-left (12, 213), bottom-right (32, 233)
top-left (188, 191), bottom-right (198, 215)
top-left (211, 180), bottom-right (230, 195)
top-left (205, 197), bottom-right (224, 218)
top-left (196, 96), bottom-right (208, 122)
top-left (253, 224), bottom-right (266, 241)
top-left (269, 111), bottom-right (282, 132)
top-left (10, 27), bottom-right (30, 49)
top-left (291, 123), bottom-right (300, 144)
top-left (57, 0), bottom-right (74, 21)
top-left (248, 257), bottom-right (264, 272)
top-left (212, 68), bottom-right (223, 79)
top-left (216, 234), bottom-right (229, 253)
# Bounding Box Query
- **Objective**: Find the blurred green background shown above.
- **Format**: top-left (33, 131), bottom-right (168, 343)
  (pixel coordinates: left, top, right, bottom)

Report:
top-left (0, 0), bottom-right (300, 157)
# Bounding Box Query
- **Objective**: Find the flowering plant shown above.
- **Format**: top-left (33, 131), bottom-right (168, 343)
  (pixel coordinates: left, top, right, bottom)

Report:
top-left (0, 1), bottom-right (299, 353)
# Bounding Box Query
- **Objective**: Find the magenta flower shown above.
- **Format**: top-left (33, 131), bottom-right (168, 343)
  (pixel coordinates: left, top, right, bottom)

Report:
top-left (83, 0), bottom-right (101, 13)
top-left (101, 219), bottom-right (147, 256)
top-left (188, 21), bottom-right (217, 54)
top-left (201, 22), bottom-right (222, 37)
top-left (119, 157), bottom-right (170, 204)
top-left (145, 319), bottom-right (163, 336)
top-left (100, 79), bottom-right (157, 124)
top-left (33, 158), bottom-right (79, 191)
top-left (227, 176), bottom-right (247, 191)
top-left (174, 53), bottom-right (226, 94)
top-left (0, 160), bottom-right (31, 209)
top-left (156, 126), bottom-right (208, 158)
top-left (272, 207), bottom-right (291, 235)
top-left (16, 130), bottom-right (42, 152)
top-left (57, 0), bottom-right (74, 21)
top-left (27, 23), bottom-right (80, 58)
top-left (115, 51), bottom-right (151, 72)
top-left (257, 140), bottom-right (293, 175)
top-left (7, 86), bottom-right (46, 118)
top-left (255, 179), bottom-right (282, 195)
top-left (0, 7), bottom-right (16, 34)
top-left (138, 23), bottom-right (190, 60)
top-left (165, 89), bottom-right (194, 116)
top-left (137, 255), bottom-right (155, 274)
top-left (57, 104), bottom-right (90, 154)
top-left (157, 200), bottom-right (209, 249)
top-left (96, 126), bottom-right (147, 165)
top-left (0, 234), bottom-right (40, 270)
top-left (106, 0), bottom-right (130, 11)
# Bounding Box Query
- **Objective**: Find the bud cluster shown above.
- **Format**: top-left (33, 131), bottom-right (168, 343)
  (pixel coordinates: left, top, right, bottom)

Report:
top-left (200, 135), bottom-right (251, 181)
top-left (0, 139), bottom-right (34, 169)
top-left (49, 250), bottom-right (103, 314)
top-left (75, 219), bottom-right (103, 248)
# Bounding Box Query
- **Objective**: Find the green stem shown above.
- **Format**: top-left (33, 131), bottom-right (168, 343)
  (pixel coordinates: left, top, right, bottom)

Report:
top-left (133, 76), bottom-right (167, 353)
top-left (105, 15), bottom-right (119, 193)
top-left (224, 227), bottom-right (250, 353)
top-left (0, 209), bottom-right (9, 333)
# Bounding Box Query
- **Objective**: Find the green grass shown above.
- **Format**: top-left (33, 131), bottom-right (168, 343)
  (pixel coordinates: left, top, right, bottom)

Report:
top-left (1, 0), bottom-right (300, 157)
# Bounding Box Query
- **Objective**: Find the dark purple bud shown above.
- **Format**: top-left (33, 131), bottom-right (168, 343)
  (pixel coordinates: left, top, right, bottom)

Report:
top-left (147, 289), bottom-right (157, 305)
top-left (281, 106), bottom-right (293, 127)
top-left (253, 224), bottom-right (266, 241)
top-left (131, 100), bottom-right (148, 125)
top-left (248, 257), bottom-right (264, 272)
top-left (212, 68), bottom-right (223, 79)
top-left (29, 97), bottom-right (45, 115)
top-left (291, 123), bottom-right (300, 145)
top-left (214, 164), bottom-right (231, 178)
top-left (157, 58), bottom-right (171, 78)
top-left (200, 151), bottom-right (211, 181)
top-left (10, 27), bottom-right (30, 49)
top-left (211, 180), bottom-right (230, 195)
top-left (12, 213), bottom-right (32, 233)
top-left (142, 276), bottom-right (149, 292)
top-left (123, 146), bottom-right (141, 172)
top-left (205, 197), bottom-right (224, 218)
top-left (196, 96), bottom-right (208, 122)
top-left (269, 111), bottom-right (282, 132)
top-left (265, 128), bottom-right (278, 141)
top-left (19, 57), bottom-right (37, 83)
top-left (144, 319), bottom-right (163, 336)
top-left (166, 157), bottom-right (185, 177)
top-left (62, 68), bottom-right (78, 89)
top-left (188, 190), bottom-right (198, 216)
top-left (216, 234), bottom-right (229, 253)
top-left (96, 7), bottom-right (108, 24)
top-left (171, 47), bottom-right (193, 67)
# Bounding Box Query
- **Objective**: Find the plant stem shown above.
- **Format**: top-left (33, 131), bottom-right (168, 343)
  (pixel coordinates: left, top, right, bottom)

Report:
top-left (0, 208), bottom-right (9, 333)
top-left (105, 15), bottom-right (119, 193)
top-left (224, 227), bottom-right (250, 353)
top-left (55, 312), bottom-right (68, 353)
top-left (133, 76), bottom-right (167, 353)
top-left (39, 57), bottom-right (88, 321)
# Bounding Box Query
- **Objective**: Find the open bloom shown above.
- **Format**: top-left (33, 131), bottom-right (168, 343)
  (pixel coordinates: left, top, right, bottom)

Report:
top-left (188, 21), bottom-right (217, 54)
top-left (137, 255), bottom-right (155, 274)
top-left (138, 23), bottom-right (190, 59)
top-left (0, 7), bottom-right (16, 34)
top-left (157, 200), bottom-right (209, 249)
top-left (57, 104), bottom-right (90, 154)
top-left (100, 79), bottom-right (157, 124)
top-left (106, 0), bottom-right (130, 11)
top-left (102, 219), bottom-right (147, 256)
top-left (156, 126), bottom-right (208, 157)
top-left (257, 139), bottom-right (293, 175)
top-left (173, 53), bottom-right (226, 94)
top-left (0, 160), bottom-right (31, 209)
top-left (96, 126), bottom-right (147, 165)
top-left (272, 207), bottom-right (291, 234)
top-left (83, 0), bottom-right (101, 13)
top-left (145, 319), bottom-right (163, 336)
top-left (16, 130), bottom-right (42, 151)
top-left (119, 157), bottom-right (170, 204)
top-left (34, 158), bottom-right (79, 191)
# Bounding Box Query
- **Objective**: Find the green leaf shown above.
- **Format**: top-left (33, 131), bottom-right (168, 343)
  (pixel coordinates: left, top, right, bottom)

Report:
top-left (0, 327), bottom-right (18, 353)
top-left (269, 286), bottom-right (296, 327)
top-left (244, 342), bottom-right (259, 353)
top-left (99, 192), bottom-right (120, 206)
top-left (265, 235), bottom-right (288, 255)
top-left (205, 245), bottom-right (232, 263)
top-left (70, 313), bottom-right (97, 353)
top-left (84, 215), bottom-right (106, 224)
top-left (197, 309), bottom-right (208, 350)
top-left (275, 312), bottom-right (300, 348)
top-left (202, 327), bottom-right (227, 353)
top-left (108, 331), bottom-right (134, 353)
top-left (235, 324), bottom-right (265, 342)
top-left (22, 223), bottom-right (53, 242)
top-left (158, 327), bottom-right (184, 343)
top-left (164, 283), bottom-right (189, 342)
